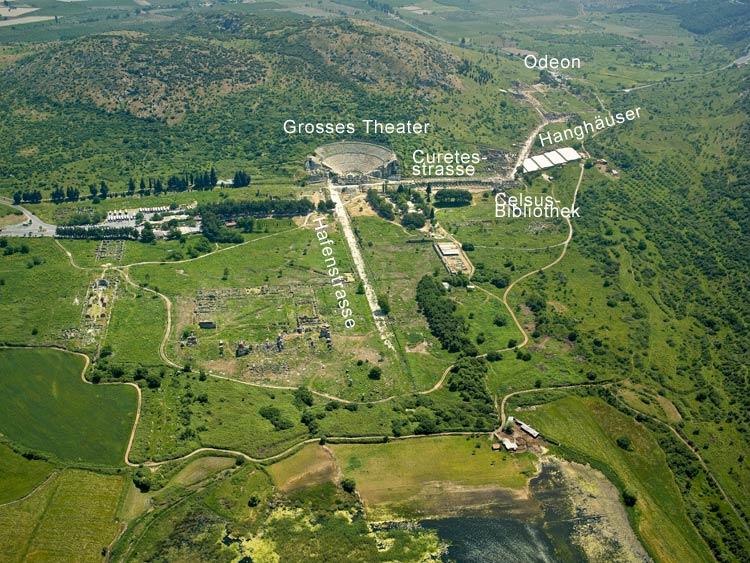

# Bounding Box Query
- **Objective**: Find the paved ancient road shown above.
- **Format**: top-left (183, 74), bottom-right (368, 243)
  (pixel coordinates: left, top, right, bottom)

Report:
top-left (328, 182), bottom-right (395, 351)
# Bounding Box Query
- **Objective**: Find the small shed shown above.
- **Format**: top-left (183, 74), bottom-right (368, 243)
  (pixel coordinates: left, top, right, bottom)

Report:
top-left (502, 438), bottom-right (518, 451)
top-left (198, 320), bottom-right (217, 329)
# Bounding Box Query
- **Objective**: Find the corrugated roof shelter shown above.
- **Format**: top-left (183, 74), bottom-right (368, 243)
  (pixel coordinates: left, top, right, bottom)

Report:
top-left (436, 242), bottom-right (460, 256)
top-left (502, 438), bottom-right (518, 451)
top-left (520, 423), bottom-right (540, 438)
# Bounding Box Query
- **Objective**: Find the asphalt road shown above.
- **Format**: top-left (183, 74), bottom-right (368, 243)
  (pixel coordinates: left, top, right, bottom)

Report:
top-left (0, 197), bottom-right (56, 237)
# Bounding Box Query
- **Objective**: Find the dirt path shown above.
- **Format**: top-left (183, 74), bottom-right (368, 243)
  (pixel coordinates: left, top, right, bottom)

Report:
top-left (0, 470), bottom-right (58, 508)
top-left (479, 163), bottom-right (584, 354)
top-left (616, 400), bottom-right (750, 536)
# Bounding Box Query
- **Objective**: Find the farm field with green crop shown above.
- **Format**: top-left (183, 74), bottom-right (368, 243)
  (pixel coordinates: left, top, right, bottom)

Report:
top-left (0, 348), bottom-right (136, 465)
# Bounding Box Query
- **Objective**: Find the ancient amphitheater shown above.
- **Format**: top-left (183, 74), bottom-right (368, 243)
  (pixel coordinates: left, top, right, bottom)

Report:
top-left (307, 141), bottom-right (399, 183)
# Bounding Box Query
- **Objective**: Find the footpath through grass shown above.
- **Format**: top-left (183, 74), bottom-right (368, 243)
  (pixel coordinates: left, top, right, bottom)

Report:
top-left (0, 443), bottom-right (54, 504)
top-left (0, 347), bottom-right (137, 466)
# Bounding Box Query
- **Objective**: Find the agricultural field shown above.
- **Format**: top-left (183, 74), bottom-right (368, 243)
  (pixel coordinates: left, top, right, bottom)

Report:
top-left (0, 348), bottom-right (137, 465)
top-left (0, 469), bottom-right (126, 562)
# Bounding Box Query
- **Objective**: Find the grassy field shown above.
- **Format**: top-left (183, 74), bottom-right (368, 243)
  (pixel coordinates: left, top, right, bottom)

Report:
top-left (0, 469), bottom-right (126, 562)
top-left (0, 348), bottom-right (137, 465)
top-left (268, 443), bottom-right (338, 492)
top-left (0, 238), bottom-right (89, 348)
top-left (130, 370), bottom-right (309, 462)
top-left (103, 279), bottom-right (166, 367)
top-left (168, 456), bottom-right (237, 488)
top-left (124, 218), bottom-right (409, 401)
top-left (0, 443), bottom-right (54, 504)
top-left (520, 396), bottom-right (713, 563)
top-left (352, 214), bottom-right (454, 388)
top-left (331, 436), bottom-right (536, 518)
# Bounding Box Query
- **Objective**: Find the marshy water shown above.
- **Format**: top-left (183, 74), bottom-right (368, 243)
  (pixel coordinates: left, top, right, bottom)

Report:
top-left (420, 462), bottom-right (591, 562)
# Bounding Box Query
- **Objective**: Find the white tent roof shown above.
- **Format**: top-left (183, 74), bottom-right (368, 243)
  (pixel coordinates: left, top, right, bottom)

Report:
top-left (556, 147), bottom-right (581, 162)
top-left (522, 158), bottom-right (540, 173)
top-left (531, 154), bottom-right (555, 169)
top-left (545, 150), bottom-right (566, 165)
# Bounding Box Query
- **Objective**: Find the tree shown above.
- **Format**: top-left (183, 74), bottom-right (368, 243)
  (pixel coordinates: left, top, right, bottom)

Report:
top-left (51, 187), bottom-right (65, 203)
top-left (233, 170), bottom-right (251, 188)
top-left (65, 187), bottom-right (80, 202)
top-left (401, 212), bottom-right (426, 229)
top-left (368, 367), bottom-right (382, 380)
top-left (341, 478), bottom-right (356, 494)
top-left (209, 167), bottom-right (218, 188)
top-left (616, 436), bottom-right (632, 450)
top-left (139, 177), bottom-right (146, 195)
top-left (12, 191), bottom-right (21, 205)
top-left (377, 294), bottom-right (390, 315)
top-left (89, 185), bottom-right (98, 198)
top-left (294, 386), bottom-right (314, 407)
top-left (128, 178), bottom-right (136, 194)
top-left (99, 181), bottom-right (109, 199)
top-left (622, 490), bottom-right (637, 507)
top-left (140, 222), bottom-right (156, 244)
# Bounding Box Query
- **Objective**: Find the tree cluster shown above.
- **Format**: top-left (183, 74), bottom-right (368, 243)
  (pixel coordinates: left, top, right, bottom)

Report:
top-left (12, 190), bottom-right (42, 204)
top-left (233, 170), bottom-right (251, 187)
top-left (259, 405), bottom-right (293, 431)
top-left (56, 225), bottom-right (139, 240)
top-left (366, 189), bottom-right (395, 220)
top-left (415, 275), bottom-right (473, 354)
top-left (434, 189), bottom-right (472, 207)
top-left (199, 197), bottom-right (314, 220)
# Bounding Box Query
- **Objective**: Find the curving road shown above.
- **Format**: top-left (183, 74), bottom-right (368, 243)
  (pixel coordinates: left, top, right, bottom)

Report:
top-left (0, 197), bottom-right (56, 237)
